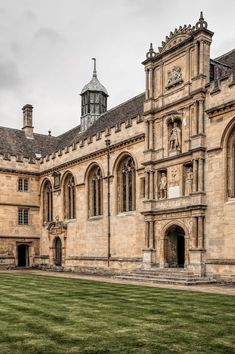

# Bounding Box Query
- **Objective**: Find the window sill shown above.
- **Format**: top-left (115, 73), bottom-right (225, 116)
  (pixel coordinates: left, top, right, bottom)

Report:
top-left (88, 215), bottom-right (103, 221)
top-left (117, 211), bottom-right (136, 217)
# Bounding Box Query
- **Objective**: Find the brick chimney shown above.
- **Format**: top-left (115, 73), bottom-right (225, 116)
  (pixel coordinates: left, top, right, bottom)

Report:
top-left (22, 104), bottom-right (34, 139)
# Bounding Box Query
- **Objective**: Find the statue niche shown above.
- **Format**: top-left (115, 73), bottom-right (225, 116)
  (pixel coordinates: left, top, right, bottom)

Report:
top-left (184, 164), bottom-right (193, 196)
top-left (168, 117), bottom-right (182, 156)
top-left (158, 170), bottom-right (167, 200)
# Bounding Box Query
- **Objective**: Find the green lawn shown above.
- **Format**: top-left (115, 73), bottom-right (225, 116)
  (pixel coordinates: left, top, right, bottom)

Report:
top-left (0, 274), bottom-right (234, 354)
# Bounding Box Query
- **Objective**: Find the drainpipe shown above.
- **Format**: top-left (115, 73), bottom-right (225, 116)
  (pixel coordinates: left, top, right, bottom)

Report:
top-left (105, 139), bottom-right (111, 267)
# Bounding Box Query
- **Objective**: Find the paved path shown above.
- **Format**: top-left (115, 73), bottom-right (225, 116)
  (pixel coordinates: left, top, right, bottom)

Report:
top-left (1, 269), bottom-right (235, 296)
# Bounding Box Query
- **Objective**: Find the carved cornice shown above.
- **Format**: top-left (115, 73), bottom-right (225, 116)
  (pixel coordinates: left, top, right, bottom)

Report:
top-left (205, 100), bottom-right (235, 118)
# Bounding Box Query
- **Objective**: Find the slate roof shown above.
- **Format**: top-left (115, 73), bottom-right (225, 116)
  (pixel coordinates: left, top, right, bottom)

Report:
top-left (214, 49), bottom-right (235, 71)
top-left (0, 126), bottom-right (57, 159)
top-left (0, 92), bottom-right (145, 159)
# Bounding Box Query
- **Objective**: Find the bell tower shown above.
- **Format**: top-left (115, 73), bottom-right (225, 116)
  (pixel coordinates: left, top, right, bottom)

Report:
top-left (80, 58), bottom-right (108, 132)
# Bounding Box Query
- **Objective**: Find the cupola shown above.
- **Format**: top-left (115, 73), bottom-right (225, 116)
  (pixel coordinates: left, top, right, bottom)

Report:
top-left (80, 58), bottom-right (108, 132)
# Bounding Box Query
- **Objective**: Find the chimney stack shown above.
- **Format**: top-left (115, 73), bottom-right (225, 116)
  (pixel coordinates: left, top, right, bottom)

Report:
top-left (22, 104), bottom-right (34, 139)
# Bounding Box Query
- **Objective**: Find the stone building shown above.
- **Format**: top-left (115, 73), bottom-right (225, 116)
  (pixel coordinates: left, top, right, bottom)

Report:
top-left (0, 13), bottom-right (235, 280)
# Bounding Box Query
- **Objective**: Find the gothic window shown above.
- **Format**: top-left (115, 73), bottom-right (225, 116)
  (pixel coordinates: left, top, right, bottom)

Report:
top-left (117, 156), bottom-right (136, 212)
top-left (43, 180), bottom-right (53, 222)
top-left (227, 128), bottom-right (235, 198)
top-left (64, 174), bottom-right (76, 219)
top-left (89, 166), bottom-right (103, 217)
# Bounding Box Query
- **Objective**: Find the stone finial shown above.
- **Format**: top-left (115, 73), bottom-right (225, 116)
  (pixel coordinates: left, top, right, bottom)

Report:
top-left (146, 43), bottom-right (157, 59)
top-left (22, 104), bottom-right (34, 139)
top-left (195, 11), bottom-right (208, 30)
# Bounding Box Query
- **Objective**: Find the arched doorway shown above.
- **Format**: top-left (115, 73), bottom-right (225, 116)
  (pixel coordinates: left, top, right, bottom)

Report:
top-left (55, 237), bottom-right (62, 266)
top-left (18, 244), bottom-right (29, 267)
top-left (165, 225), bottom-right (185, 267)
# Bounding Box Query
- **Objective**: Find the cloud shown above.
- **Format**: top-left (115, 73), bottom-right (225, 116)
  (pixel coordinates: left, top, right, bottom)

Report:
top-left (34, 28), bottom-right (64, 44)
top-left (0, 60), bottom-right (21, 91)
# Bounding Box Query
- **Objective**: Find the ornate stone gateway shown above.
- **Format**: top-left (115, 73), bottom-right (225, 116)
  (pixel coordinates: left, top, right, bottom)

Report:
top-left (47, 216), bottom-right (67, 267)
top-left (164, 226), bottom-right (185, 267)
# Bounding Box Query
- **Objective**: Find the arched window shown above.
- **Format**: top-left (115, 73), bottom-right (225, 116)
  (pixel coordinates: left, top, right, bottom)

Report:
top-left (88, 165), bottom-right (103, 217)
top-left (117, 156), bottom-right (136, 212)
top-left (227, 127), bottom-right (235, 197)
top-left (64, 174), bottom-right (76, 219)
top-left (43, 180), bottom-right (53, 222)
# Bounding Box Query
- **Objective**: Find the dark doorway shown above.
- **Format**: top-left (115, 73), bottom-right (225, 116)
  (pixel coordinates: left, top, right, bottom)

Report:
top-left (177, 235), bottom-right (185, 267)
top-left (18, 244), bottom-right (29, 267)
top-left (165, 225), bottom-right (185, 267)
top-left (55, 237), bottom-right (62, 266)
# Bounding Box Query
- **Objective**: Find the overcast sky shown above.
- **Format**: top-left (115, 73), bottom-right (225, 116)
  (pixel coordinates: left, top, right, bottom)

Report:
top-left (0, 0), bottom-right (234, 136)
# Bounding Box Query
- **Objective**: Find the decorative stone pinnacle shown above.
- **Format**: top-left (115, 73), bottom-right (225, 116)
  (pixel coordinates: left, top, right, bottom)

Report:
top-left (196, 11), bottom-right (208, 30)
top-left (92, 58), bottom-right (97, 77)
top-left (146, 43), bottom-right (157, 59)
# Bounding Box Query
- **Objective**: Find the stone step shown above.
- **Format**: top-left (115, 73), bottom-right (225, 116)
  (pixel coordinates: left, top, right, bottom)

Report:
top-left (135, 270), bottom-right (195, 278)
top-left (115, 275), bottom-right (217, 286)
top-left (123, 273), bottom-right (203, 281)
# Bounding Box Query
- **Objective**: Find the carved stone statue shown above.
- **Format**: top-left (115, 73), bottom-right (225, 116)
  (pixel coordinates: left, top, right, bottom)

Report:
top-left (169, 122), bottom-right (181, 151)
top-left (159, 172), bottom-right (167, 199)
top-left (185, 167), bottom-right (193, 196)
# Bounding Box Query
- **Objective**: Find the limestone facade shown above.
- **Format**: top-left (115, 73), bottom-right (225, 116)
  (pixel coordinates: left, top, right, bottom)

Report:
top-left (0, 13), bottom-right (235, 279)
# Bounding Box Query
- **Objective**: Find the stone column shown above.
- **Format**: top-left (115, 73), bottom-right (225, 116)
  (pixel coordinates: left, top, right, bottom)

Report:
top-left (193, 217), bottom-right (198, 248)
top-left (199, 41), bottom-right (204, 75)
top-left (149, 120), bottom-right (154, 150)
top-left (198, 99), bottom-right (204, 134)
top-left (144, 171), bottom-right (149, 199)
top-left (149, 68), bottom-right (153, 98)
top-left (198, 158), bottom-right (204, 192)
top-left (149, 221), bottom-right (155, 248)
top-left (193, 159), bottom-right (198, 192)
top-left (145, 221), bottom-right (149, 248)
top-left (198, 216), bottom-right (204, 248)
top-left (149, 170), bottom-right (155, 200)
top-left (145, 121), bottom-right (149, 150)
top-left (145, 69), bottom-right (149, 100)
top-left (195, 41), bottom-right (199, 76)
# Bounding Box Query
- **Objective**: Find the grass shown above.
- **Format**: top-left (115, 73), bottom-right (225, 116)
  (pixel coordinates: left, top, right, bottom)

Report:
top-left (0, 273), bottom-right (234, 354)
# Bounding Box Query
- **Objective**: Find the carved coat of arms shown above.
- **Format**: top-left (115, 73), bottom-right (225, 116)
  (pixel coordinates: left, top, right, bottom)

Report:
top-left (167, 67), bottom-right (183, 88)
